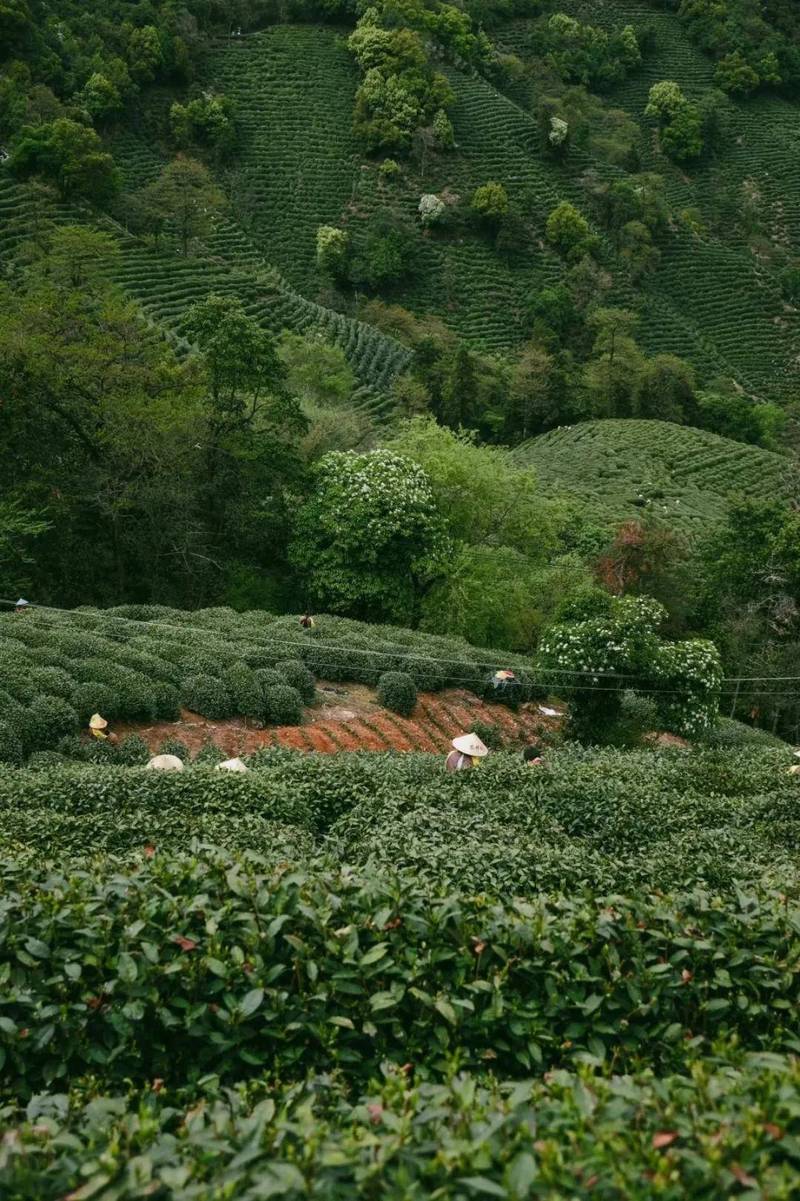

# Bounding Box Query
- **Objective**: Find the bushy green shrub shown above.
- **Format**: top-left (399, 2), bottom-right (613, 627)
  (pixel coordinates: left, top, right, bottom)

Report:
top-left (471, 719), bottom-right (504, 750)
top-left (182, 674), bottom-right (232, 719)
top-left (158, 737), bottom-right (190, 761)
top-left (223, 662), bottom-right (264, 720)
top-left (4, 1062), bottom-right (799, 1199)
top-left (275, 658), bottom-right (316, 703)
top-left (25, 750), bottom-right (66, 770)
top-left (21, 696), bottom-right (80, 751)
top-left (70, 682), bottom-right (118, 723)
top-left (377, 671), bottom-right (417, 716)
top-left (0, 721), bottom-right (23, 765)
top-left (254, 667), bottom-right (283, 693)
top-left (264, 684), bottom-right (304, 725)
top-left (2, 845), bottom-right (800, 1097)
top-left (114, 734), bottom-right (151, 765)
top-left (195, 742), bottom-right (226, 765)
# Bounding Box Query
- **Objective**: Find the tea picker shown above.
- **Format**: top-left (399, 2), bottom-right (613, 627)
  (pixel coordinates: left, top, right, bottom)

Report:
top-left (445, 732), bottom-right (489, 772)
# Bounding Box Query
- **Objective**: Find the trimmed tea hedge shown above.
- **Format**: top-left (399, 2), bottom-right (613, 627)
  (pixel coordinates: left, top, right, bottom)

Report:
top-left (3, 1059), bottom-right (800, 1199)
top-left (2, 847), bottom-right (800, 1096)
top-left (377, 670), bottom-right (417, 716)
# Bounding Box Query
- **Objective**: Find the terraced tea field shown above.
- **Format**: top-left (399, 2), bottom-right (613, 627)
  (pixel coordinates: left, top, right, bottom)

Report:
top-left (516, 419), bottom-right (800, 535)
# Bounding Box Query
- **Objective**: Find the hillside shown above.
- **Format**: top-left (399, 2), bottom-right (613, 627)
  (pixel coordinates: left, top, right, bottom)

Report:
top-left (516, 418), bottom-right (800, 534)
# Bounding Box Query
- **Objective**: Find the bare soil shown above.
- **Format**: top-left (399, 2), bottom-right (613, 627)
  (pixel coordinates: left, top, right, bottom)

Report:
top-left (115, 682), bottom-right (562, 758)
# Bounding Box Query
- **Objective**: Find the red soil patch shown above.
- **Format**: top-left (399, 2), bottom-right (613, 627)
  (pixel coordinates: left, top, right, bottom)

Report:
top-left (115, 682), bottom-right (561, 758)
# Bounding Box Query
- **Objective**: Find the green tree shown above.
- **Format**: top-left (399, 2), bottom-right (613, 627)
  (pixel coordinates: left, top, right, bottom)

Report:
top-left (471, 181), bottom-right (509, 225)
top-left (79, 73), bottom-right (122, 123)
top-left (278, 332), bottom-right (355, 409)
top-left (583, 308), bottom-right (645, 417)
top-left (546, 201), bottom-right (594, 259)
top-left (637, 354), bottom-right (696, 424)
top-left (10, 117), bottom-right (119, 204)
top-left (316, 225), bottom-right (350, 281)
top-left (289, 449), bottom-right (449, 624)
top-left (142, 156), bottom-right (225, 256)
top-left (714, 50), bottom-right (760, 95)
top-left (661, 102), bottom-right (703, 161)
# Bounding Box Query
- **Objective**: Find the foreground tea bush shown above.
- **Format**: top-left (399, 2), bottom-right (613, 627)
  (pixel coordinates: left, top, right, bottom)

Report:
top-left (3, 1058), bottom-right (800, 1200)
top-left (2, 848), bottom-right (800, 1097)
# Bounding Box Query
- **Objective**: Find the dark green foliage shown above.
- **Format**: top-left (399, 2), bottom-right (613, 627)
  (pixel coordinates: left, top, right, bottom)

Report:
top-left (263, 683), bottom-right (304, 725)
top-left (471, 718), bottom-right (504, 749)
top-left (0, 721), bottom-right (23, 764)
top-left (275, 658), bottom-right (316, 703)
top-left (194, 741), bottom-right (226, 765)
top-left (3, 1062), bottom-right (800, 1198)
top-left (2, 842), bottom-right (800, 1098)
top-left (114, 734), bottom-right (150, 765)
top-left (21, 695), bottom-right (80, 751)
top-left (377, 670), bottom-right (417, 716)
top-left (181, 674), bottom-right (231, 719)
top-left (156, 736), bottom-right (189, 761)
top-left (222, 661), bottom-right (264, 721)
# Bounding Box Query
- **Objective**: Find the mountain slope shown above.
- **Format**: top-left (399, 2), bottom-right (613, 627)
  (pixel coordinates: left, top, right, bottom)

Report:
top-left (515, 419), bottom-right (799, 534)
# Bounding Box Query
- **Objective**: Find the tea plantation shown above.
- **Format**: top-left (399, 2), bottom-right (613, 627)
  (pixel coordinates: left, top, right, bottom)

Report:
top-left (0, 606), bottom-right (537, 760)
top-left (516, 418), bottom-right (800, 536)
top-left (3, 742), bottom-right (800, 1196)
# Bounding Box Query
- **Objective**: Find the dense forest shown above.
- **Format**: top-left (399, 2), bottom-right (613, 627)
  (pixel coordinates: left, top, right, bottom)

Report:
top-left (3, 0), bottom-right (800, 735)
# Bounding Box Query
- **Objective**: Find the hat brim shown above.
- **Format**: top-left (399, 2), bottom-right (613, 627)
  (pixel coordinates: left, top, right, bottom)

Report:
top-left (452, 734), bottom-right (488, 757)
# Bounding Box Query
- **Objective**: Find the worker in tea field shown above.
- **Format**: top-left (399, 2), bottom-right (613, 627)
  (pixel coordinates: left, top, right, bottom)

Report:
top-left (789, 750), bottom-right (800, 776)
top-left (446, 732), bottom-right (488, 772)
top-left (300, 612), bottom-right (315, 630)
top-left (89, 713), bottom-right (117, 745)
top-left (522, 743), bottom-right (545, 767)
top-left (14, 597), bottom-right (30, 613)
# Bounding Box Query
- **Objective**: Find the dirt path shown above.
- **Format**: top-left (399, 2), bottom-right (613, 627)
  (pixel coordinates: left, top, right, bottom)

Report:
top-left (115, 683), bottom-right (562, 757)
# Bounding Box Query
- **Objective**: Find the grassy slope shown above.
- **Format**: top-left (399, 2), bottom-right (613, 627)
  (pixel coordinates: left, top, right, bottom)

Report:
top-left (515, 418), bottom-right (800, 535)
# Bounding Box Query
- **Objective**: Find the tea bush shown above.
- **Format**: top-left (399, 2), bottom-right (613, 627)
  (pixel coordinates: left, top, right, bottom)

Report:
top-left (263, 684), bottom-right (304, 726)
top-left (275, 658), bottom-right (317, 703)
top-left (377, 670), bottom-right (417, 716)
top-left (182, 674), bottom-right (231, 719)
top-left (3, 1060), bottom-right (800, 1199)
top-left (2, 847), bottom-right (800, 1097)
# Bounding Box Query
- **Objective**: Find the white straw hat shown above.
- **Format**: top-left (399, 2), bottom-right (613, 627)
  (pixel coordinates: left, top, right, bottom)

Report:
top-left (793, 749), bottom-right (800, 759)
top-left (89, 713), bottom-right (108, 730)
top-left (452, 733), bottom-right (489, 757)
top-left (215, 757), bottom-right (248, 773)
top-left (146, 754), bottom-right (184, 772)
top-left (15, 598), bottom-right (30, 607)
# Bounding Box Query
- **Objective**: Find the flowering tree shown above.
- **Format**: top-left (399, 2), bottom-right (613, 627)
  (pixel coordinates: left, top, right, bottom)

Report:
top-left (289, 449), bottom-right (449, 624)
top-left (536, 594), bottom-right (721, 741)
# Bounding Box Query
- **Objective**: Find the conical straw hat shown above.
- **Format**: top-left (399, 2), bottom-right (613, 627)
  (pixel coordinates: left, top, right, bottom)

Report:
top-left (89, 714), bottom-right (108, 730)
top-left (146, 754), bottom-right (184, 772)
top-left (216, 757), bottom-right (248, 772)
top-left (452, 733), bottom-right (488, 757)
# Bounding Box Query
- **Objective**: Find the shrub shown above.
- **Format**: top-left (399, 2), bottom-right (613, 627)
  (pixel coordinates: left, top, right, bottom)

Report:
top-left (158, 737), bottom-right (190, 761)
top-left (70, 682), bottom-right (118, 723)
top-left (21, 696), bottom-right (80, 752)
top-left (223, 662), bottom-right (264, 721)
top-left (471, 181), bottom-right (509, 224)
top-left (377, 670), bottom-right (417, 716)
top-left (195, 742), bottom-right (226, 765)
top-left (264, 684), bottom-right (304, 726)
top-left (182, 674), bottom-right (232, 720)
top-left (0, 721), bottom-right (23, 765)
top-left (26, 750), bottom-right (66, 770)
top-left (471, 719), bottom-right (504, 750)
top-left (275, 659), bottom-right (316, 703)
top-left (114, 735), bottom-right (151, 765)
top-left (254, 667), bottom-right (284, 692)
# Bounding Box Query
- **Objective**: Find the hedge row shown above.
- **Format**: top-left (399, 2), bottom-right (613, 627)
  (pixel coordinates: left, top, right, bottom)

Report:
top-left (2, 848), bottom-right (800, 1096)
top-left (1, 748), bottom-right (798, 891)
top-left (3, 1059), bottom-right (800, 1199)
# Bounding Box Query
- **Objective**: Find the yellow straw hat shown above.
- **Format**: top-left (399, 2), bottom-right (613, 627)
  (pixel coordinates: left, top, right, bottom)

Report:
top-left (89, 714), bottom-right (108, 730)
